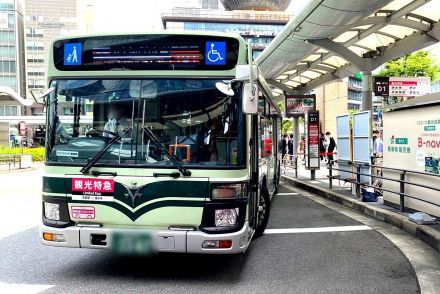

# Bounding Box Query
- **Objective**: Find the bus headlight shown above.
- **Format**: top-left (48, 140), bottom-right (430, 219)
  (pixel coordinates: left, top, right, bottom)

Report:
top-left (215, 208), bottom-right (239, 227)
top-left (44, 202), bottom-right (60, 221)
top-left (211, 182), bottom-right (247, 200)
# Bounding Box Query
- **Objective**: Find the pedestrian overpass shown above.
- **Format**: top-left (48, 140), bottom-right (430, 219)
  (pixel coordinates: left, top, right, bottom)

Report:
top-left (257, 0), bottom-right (440, 110)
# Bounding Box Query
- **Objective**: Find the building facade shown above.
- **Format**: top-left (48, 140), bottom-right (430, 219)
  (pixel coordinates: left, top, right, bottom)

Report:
top-left (162, 4), bottom-right (288, 59)
top-left (24, 0), bottom-right (77, 105)
top-left (313, 75), bottom-right (366, 135)
top-left (0, 0), bottom-right (25, 110)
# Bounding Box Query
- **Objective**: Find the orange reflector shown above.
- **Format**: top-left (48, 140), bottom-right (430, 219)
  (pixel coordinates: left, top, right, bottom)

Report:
top-left (219, 240), bottom-right (232, 248)
top-left (43, 232), bottom-right (53, 241)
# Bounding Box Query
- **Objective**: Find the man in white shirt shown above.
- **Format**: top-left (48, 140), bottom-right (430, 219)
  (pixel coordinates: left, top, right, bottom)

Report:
top-left (103, 104), bottom-right (129, 138)
top-left (87, 104), bottom-right (129, 138)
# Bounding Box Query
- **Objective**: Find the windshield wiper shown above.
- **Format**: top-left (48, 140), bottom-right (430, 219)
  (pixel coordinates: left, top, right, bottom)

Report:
top-left (142, 126), bottom-right (191, 177)
top-left (80, 128), bottom-right (131, 174)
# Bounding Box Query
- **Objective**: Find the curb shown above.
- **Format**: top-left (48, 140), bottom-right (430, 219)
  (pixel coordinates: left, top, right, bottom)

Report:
top-left (282, 175), bottom-right (440, 254)
top-left (0, 162), bottom-right (44, 174)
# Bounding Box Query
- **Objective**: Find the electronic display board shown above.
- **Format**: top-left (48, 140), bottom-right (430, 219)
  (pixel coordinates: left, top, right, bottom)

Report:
top-left (53, 34), bottom-right (240, 71)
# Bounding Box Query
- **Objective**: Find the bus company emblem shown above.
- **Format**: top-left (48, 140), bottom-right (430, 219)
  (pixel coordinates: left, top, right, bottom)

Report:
top-left (123, 182), bottom-right (146, 207)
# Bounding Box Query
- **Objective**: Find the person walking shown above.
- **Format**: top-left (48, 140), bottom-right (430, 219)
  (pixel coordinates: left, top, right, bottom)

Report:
top-left (326, 131), bottom-right (336, 164)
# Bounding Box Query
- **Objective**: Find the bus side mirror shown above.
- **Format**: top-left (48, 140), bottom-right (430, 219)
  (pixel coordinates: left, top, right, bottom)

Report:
top-left (242, 82), bottom-right (258, 114)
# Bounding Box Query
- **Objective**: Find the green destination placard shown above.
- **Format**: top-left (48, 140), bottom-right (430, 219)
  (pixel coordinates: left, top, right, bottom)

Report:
top-left (395, 138), bottom-right (408, 144)
top-left (424, 126), bottom-right (436, 131)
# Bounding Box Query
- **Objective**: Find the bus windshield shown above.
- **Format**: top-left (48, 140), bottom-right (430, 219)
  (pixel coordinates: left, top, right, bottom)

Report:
top-left (46, 79), bottom-right (246, 168)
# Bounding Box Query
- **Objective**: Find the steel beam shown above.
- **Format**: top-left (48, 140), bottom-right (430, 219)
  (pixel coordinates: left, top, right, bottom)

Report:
top-left (267, 79), bottom-right (294, 92)
top-left (357, 16), bottom-right (431, 32)
top-left (307, 38), bottom-right (373, 71)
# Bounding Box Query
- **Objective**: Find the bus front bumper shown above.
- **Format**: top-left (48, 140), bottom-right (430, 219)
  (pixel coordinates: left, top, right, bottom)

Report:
top-left (39, 222), bottom-right (251, 254)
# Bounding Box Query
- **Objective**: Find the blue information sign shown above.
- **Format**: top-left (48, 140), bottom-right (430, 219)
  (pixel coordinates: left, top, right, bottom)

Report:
top-left (205, 41), bottom-right (226, 65)
top-left (64, 43), bottom-right (82, 66)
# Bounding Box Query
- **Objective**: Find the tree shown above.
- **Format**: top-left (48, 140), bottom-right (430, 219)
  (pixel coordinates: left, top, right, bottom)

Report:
top-left (282, 119), bottom-right (293, 134)
top-left (377, 50), bottom-right (440, 83)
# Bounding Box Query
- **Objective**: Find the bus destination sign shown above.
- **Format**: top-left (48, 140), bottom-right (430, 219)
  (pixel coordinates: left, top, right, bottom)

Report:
top-left (54, 35), bottom-right (239, 71)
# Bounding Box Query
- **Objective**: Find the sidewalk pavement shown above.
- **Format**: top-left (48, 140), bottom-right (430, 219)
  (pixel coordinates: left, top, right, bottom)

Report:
top-left (0, 161), bottom-right (44, 174)
top-left (282, 161), bottom-right (440, 254)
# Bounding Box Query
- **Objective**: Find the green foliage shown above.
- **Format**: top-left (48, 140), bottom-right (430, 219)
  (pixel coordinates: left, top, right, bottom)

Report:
top-left (0, 146), bottom-right (45, 161)
top-left (278, 101), bottom-right (284, 112)
top-left (377, 50), bottom-right (440, 83)
top-left (282, 119), bottom-right (293, 134)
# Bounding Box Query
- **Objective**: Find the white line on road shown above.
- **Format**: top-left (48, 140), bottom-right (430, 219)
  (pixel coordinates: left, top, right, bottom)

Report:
top-left (0, 282), bottom-right (53, 294)
top-left (275, 192), bottom-right (299, 196)
top-left (264, 225), bottom-right (372, 235)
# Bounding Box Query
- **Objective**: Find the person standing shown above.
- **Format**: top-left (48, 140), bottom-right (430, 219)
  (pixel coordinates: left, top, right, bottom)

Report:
top-left (281, 134), bottom-right (288, 162)
top-left (319, 133), bottom-right (326, 161)
top-left (288, 134), bottom-right (294, 160)
top-left (326, 131), bottom-right (336, 163)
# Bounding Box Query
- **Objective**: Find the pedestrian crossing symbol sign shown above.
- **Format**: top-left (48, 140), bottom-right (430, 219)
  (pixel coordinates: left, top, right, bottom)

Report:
top-left (64, 43), bottom-right (82, 65)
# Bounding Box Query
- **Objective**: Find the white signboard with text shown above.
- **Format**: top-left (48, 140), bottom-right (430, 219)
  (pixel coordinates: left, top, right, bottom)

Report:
top-left (383, 104), bottom-right (440, 216)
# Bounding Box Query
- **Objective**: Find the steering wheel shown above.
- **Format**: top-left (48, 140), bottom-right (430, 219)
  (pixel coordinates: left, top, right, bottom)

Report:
top-left (86, 129), bottom-right (117, 137)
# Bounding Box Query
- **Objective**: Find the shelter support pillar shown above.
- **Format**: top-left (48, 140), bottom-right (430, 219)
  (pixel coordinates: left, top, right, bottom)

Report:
top-left (293, 117), bottom-right (299, 154)
top-left (362, 71), bottom-right (373, 111)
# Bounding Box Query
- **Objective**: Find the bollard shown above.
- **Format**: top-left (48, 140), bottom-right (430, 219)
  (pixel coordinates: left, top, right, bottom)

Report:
top-left (328, 162), bottom-right (333, 189)
top-left (400, 171), bottom-right (406, 212)
top-left (295, 156), bottom-right (298, 178)
top-left (356, 164), bottom-right (361, 198)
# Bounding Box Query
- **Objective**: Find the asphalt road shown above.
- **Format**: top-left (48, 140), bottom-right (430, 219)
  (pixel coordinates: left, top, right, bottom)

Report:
top-left (0, 168), bottom-right (435, 293)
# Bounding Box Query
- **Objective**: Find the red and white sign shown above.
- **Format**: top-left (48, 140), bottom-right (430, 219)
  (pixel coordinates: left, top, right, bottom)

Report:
top-left (71, 206), bottom-right (95, 219)
top-left (388, 77), bottom-right (430, 97)
top-left (19, 121), bottom-right (26, 136)
top-left (71, 178), bottom-right (114, 201)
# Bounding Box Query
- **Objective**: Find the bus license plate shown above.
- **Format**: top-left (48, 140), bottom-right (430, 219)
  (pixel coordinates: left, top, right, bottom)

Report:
top-left (111, 231), bottom-right (154, 255)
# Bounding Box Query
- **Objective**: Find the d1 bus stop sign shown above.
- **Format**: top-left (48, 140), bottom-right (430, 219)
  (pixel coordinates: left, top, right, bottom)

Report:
top-left (374, 77), bottom-right (431, 97)
top-left (305, 111), bottom-right (320, 170)
top-left (374, 77), bottom-right (389, 96)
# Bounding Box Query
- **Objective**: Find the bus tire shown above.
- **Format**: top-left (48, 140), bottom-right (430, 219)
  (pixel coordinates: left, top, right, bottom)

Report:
top-left (254, 184), bottom-right (271, 239)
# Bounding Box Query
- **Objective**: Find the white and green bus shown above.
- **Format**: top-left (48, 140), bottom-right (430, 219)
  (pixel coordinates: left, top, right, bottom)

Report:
top-left (39, 32), bottom-right (282, 254)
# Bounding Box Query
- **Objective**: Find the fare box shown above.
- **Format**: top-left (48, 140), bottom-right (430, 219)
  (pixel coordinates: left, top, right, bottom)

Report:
top-left (71, 178), bottom-right (114, 202)
top-left (71, 206), bottom-right (95, 219)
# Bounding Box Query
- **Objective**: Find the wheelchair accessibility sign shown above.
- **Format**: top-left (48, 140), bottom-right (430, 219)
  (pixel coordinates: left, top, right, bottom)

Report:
top-left (64, 43), bottom-right (82, 66)
top-left (205, 41), bottom-right (226, 65)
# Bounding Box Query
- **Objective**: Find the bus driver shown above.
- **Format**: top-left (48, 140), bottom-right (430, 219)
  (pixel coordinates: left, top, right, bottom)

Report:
top-left (87, 104), bottom-right (129, 138)
top-left (103, 104), bottom-right (129, 138)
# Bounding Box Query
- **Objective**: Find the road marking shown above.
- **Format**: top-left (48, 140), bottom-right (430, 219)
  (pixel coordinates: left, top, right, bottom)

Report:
top-left (276, 192), bottom-right (298, 196)
top-left (264, 225), bottom-right (372, 235)
top-left (0, 282), bottom-right (53, 293)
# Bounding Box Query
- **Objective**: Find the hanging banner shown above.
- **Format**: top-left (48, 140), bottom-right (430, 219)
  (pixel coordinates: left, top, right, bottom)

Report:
top-left (374, 77), bottom-right (431, 97)
top-left (284, 94), bottom-right (316, 117)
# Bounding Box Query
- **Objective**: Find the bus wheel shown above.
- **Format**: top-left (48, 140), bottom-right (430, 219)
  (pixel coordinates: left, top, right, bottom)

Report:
top-left (254, 185), bottom-right (271, 239)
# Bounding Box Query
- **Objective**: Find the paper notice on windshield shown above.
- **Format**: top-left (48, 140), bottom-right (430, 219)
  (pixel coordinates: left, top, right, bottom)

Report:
top-left (56, 150), bottom-right (78, 157)
top-left (71, 178), bottom-right (114, 201)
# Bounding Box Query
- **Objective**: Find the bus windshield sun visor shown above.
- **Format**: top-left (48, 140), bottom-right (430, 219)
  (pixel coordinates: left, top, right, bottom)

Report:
top-left (142, 126), bottom-right (191, 177)
top-left (80, 128), bottom-right (132, 174)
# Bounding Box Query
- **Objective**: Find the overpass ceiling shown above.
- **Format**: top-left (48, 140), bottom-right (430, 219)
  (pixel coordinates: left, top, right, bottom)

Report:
top-left (256, 0), bottom-right (440, 98)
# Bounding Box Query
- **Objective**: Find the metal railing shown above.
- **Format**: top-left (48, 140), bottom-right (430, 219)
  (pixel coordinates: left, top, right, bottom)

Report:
top-left (0, 154), bottom-right (21, 170)
top-left (328, 160), bottom-right (440, 212)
